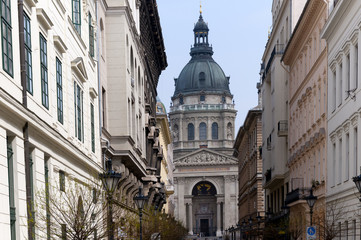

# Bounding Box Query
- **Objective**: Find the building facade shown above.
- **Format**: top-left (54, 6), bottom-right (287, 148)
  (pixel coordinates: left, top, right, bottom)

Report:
top-left (322, 0), bottom-right (361, 238)
top-left (97, 0), bottom-right (168, 214)
top-left (260, 0), bottom-right (307, 221)
top-left (233, 100), bottom-right (264, 238)
top-left (169, 12), bottom-right (238, 238)
top-left (156, 98), bottom-right (175, 215)
top-left (282, 0), bottom-right (328, 237)
top-left (0, 0), bottom-right (101, 239)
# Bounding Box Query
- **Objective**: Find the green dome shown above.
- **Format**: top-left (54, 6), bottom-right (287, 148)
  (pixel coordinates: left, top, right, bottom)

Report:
top-left (173, 14), bottom-right (230, 97)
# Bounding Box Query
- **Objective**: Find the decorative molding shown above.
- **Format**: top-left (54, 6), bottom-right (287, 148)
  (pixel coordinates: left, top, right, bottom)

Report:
top-left (89, 87), bottom-right (98, 99)
top-left (174, 149), bottom-right (237, 166)
top-left (71, 57), bottom-right (88, 82)
top-left (54, 35), bottom-right (68, 54)
top-left (36, 8), bottom-right (54, 32)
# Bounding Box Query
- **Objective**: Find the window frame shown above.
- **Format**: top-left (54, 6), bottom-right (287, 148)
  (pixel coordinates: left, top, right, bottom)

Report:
top-left (88, 13), bottom-right (94, 57)
top-left (188, 123), bottom-right (194, 140)
top-left (72, 0), bottom-right (81, 35)
top-left (74, 81), bottom-right (84, 142)
top-left (40, 33), bottom-right (49, 109)
top-left (24, 12), bottom-right (33, 94)
top-left (56, 58), bottom-right (63, 123)
top-left (199, 122), bottom-right (207, 140)
top-left (91, 103), bottom-right (95, 152)
top-left (1, 0), bottom-right (13, 76)
top-left (212, 122), bottom-right (218, 140)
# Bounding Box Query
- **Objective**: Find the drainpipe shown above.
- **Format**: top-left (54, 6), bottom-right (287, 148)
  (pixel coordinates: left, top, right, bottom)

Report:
top-left (19, 1), bottom-right (32, 239)
top-left (23, 123), bottom-right (33, 240)
top-left (18, 0), bottom-right (27, 107)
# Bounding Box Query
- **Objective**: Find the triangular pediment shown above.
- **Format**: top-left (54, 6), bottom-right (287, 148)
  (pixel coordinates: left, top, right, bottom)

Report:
top-left (173, 149), bottom-right (238, 166)
top-left (71, 57), bottom-right (88, 82)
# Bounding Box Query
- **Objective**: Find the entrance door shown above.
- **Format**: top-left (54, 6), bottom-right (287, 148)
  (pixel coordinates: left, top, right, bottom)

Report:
top-left (200, 219), bottom-right (209, 236)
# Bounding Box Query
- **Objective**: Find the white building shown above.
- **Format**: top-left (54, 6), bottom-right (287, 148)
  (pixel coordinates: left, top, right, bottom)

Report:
top-left (0, 0), bottom-right (101, 239)
top-left (322, 0), bottom-right (361, 238)
top-left (260, 0), bottom-right (306, 218)
top-left (169, 12), bottom-right (238, 238)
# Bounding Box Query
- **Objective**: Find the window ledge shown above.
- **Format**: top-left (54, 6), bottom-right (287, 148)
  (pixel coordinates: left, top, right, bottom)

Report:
top-left (36, 8), bottom-right (53, 32)
top-left (89, 87), bottom-right (97, 99)
top-left (54, 35), bottom-right (68, 54)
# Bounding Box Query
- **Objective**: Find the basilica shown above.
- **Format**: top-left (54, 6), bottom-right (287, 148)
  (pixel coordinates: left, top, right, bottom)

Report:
top-left (169, 12), bottom-right (238, 237)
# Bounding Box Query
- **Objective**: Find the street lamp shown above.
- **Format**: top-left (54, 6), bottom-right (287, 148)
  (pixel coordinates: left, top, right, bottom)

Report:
top-left (99, 160), bottom-right (122, 240)
top-left (134, 187), bottom-right (148, 240)
top-left (353, 174), bottom-right (361, 201)
top-left (305, 189), bottom-right (317, 226)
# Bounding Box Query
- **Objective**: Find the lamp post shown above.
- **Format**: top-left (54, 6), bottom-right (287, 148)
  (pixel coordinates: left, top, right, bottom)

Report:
top-left (134, 187), bottom-right (148, 240)
top-left (305, 189), bottom-right (317, 226)
top-left (353, 174), bottom-right (361, 201)
top-left (99, 160), bottom-right (122, 240)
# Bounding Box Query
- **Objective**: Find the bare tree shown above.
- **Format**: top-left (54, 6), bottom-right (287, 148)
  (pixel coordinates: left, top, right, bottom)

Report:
top-left (314, 200), bottom-right (347, 240)
top-left (33, 178), bottom-right (108, 240)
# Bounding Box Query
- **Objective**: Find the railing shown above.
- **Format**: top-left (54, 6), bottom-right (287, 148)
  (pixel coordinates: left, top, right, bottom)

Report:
top-left (262, 44), bottom-right (285, 82)
top-left (170, 103), bottom-right (235, 112)
top-left (277, 120), bottom-right (288, 137)
top-left (285, 187), bottom-right (310, 205)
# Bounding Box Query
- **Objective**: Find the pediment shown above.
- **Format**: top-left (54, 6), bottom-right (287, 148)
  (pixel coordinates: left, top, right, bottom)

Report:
top-left (71, 57), bottom-right (88, 82)
top-left (173, 149), bottom-right (238, 166)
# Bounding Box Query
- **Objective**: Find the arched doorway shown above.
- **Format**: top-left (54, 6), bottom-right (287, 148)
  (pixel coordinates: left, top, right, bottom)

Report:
top-left (191, 181), bottom-right (217, 237)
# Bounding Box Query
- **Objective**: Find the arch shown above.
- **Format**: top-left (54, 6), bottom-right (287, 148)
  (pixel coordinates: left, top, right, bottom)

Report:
top-left (192, 181), bottom-right (216, 196)
top-left (188, 178), bottom-right (221, 196)
top-left (212, 122), bottom-right (218, 140)
top-left (199, 122), bottom-right (207, 140)
top-left (188, 123), bottom-right (194, 140)
top-left (173, 124), bottom-right (179, 142)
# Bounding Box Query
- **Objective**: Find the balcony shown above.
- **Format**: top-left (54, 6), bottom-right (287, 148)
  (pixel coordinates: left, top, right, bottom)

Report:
top-left (285, 188), bottom-right (310, 205)
top-left (277, 120), bottom-right (288, 137)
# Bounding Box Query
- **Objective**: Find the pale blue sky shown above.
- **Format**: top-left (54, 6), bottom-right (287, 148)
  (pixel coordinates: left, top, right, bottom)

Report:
top-left (156, 1), bottom-right (272, 130)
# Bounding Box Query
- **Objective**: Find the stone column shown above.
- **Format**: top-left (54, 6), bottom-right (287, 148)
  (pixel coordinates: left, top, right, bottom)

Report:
top-left (216, 201), bottom-right (222, 236)
top-left (177, 178), bottom-right (186, 225)
top-left (188, 202), bottom-right (193, 235)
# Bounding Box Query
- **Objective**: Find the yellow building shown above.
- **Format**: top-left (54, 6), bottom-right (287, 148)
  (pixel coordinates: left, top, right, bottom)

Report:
top-left (156, 98), bottom-right (175, 215)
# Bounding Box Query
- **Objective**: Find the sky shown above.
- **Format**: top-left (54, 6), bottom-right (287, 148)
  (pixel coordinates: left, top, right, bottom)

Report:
top-left (156, 0), bottom-right (273, 130)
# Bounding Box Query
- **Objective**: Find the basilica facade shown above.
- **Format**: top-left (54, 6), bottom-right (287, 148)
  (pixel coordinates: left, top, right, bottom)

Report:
top-left (169, 12), bottom-right (238, 237)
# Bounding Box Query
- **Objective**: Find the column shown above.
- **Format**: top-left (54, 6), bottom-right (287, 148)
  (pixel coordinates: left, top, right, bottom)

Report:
top-left (336, 61), bottom-right (342, 106)
top-left (188, 203), bottom-right (193, 235)
top-left (350, 43), bottom-right (356, 90)
top-left (216, 201), bottom-right (222, 236)
top-left (177, 178), bottom-right (186, 225)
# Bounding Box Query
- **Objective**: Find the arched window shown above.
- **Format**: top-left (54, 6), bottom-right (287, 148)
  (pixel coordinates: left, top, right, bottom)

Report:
top-left (130, 47), bottom-right (134, 79)
top-left (199, 72), bottom-right (205, 86)
top-left (188, 123), bottom-right (194, 140)
top-left (227, 122), bottom-right (233, 140)
top-left (199, 122), bottom-right (207, 140)
top-left (212, 122), bottom-right (218, 139)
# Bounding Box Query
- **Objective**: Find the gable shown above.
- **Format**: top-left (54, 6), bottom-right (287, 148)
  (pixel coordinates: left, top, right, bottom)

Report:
top-left (174, 149), bottom-right (238, 166)
top-left (71, 57), bottom-right (88, 82)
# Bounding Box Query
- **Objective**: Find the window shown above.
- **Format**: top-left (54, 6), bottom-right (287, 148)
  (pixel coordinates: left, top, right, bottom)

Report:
top-left (1, 0), bottom-right (13, 76)
top-left (92, 188), bottom-right (97, 204)
top-left (74, 82), bottom-right (84, 142)
top-left (45, 159), bottom-right (50, 239)
top-left (338, 63), bottom-right (342, 106)
top-left (332, 70), bottom-right (336, 111)
top-left (179, 96), bottom-right (184, 105)
top-left (72, 0), bottom-right (81, 34)
top-left (212, 122), bottom-right (218, 139)
top-left (200, 95), bottom-right (205, 101)
top-left (346, 133), bottom-right (349, 181)
top-left (7, 137), bottom-right (16, 240)
top-left (338, 138), bottom-right (342, 184)
top-left (40, 34), bottom-right (48, 108)
top-left (61, 224), bottom-right (67, 240)
top-left (355, 127), bottom-right (358, 176)
top-left (59, 170), bottom-right (65, 192)
top-left (356, 44), bottom-right (358, 89)
top-left (91, 103), bottom-right (95, 153)
top-left (24, 13), bottom-right (32, 94)
top-left (102, 88), bottom-right (106, 128)
top-left (56, 58), bottom-right (63, 123)
top-left (199, 122), bottom-right (207, 140)
top-left (188, 123), bottom-right (194, 140)
top-left (332, 143), bottom-right (336, 187)
top-left (199, 72), bottom-right (205, 85)
top-left (88, 13), bottom-right (94, 57)
top-left (347, 54), bottom-right (350, 92)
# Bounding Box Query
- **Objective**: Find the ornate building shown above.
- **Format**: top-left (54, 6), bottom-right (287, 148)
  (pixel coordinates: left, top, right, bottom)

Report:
top-left (322, 0), bottom-right (361, 238)
top-left (282, 0), bottom-right (328, 237)
top-left (97, 0), bottom-right (168, 215)
top-left (233, 91), bottom-right (264, 237)
top-left (169, 12), bottom-right (238, 238)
